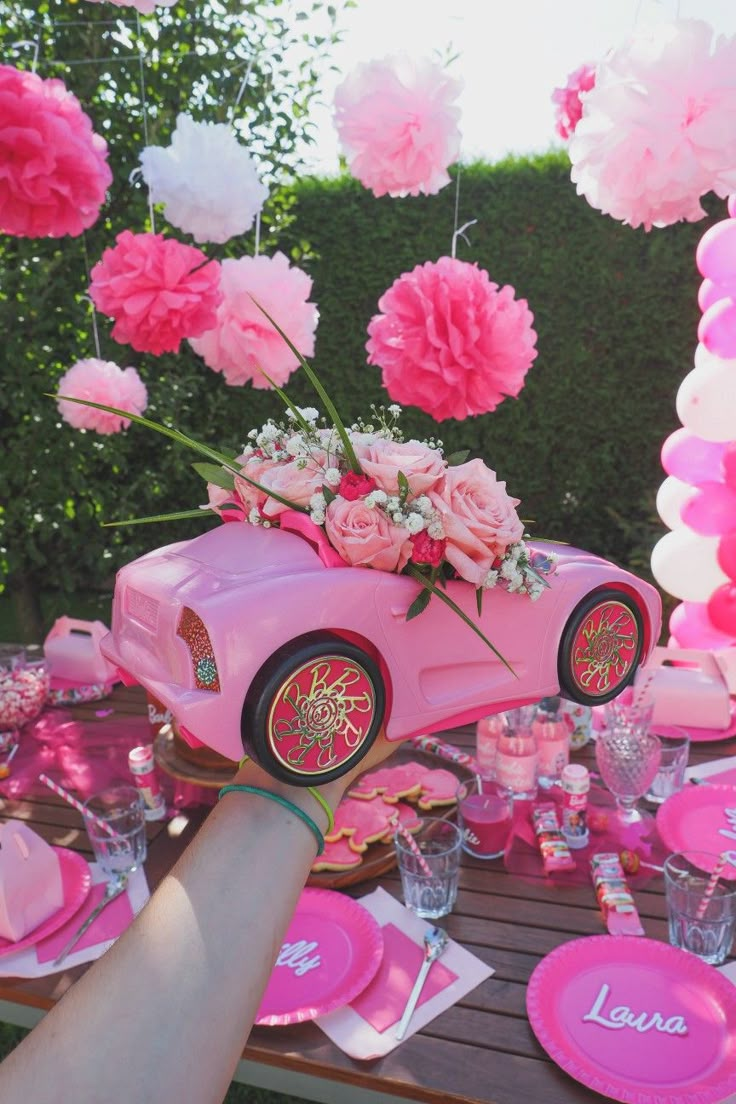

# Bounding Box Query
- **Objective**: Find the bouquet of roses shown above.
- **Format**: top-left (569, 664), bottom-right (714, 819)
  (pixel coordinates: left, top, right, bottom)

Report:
top-left (55, 306), bottom-right (554, 663)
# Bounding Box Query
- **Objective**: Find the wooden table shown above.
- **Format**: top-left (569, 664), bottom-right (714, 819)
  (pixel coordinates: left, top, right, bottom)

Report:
top-left (0, 685), bottom-right (732, 1104)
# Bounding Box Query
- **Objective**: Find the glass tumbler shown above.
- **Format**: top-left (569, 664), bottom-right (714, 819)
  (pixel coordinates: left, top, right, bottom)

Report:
top-left (664, 851), bottom-right (736, 966)
top-left (84, 785), bottom-right (147, 878)
top-left (394, 818), bottom-right (462, 920)
top-left (645, 728), bottom-right (690, 804)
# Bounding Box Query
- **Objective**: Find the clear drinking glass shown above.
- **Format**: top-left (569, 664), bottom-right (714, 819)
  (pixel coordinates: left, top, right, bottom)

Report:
top-left (595, 726), bottom-right (661, 827)
top-left (645, 729), bottom-right (690, 804)
top-left (84, 785), bottom-right (147, 878)
top-left (394, 818), bottom-right (462, 919)
top-left (603, 697), bottom-right (654, 732)
top-left (664, 851), bottom-right (736, 966)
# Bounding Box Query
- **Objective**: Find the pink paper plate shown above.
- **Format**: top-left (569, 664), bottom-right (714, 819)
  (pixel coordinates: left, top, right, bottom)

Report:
top-left (527, 935), bottom-right (736, 1104)
top-left (0, 849), bottom-right (92, 958)
top-left (255, 887), bottom-right (383, 1026)
top-left (657, 784), bottom-right (736, 880)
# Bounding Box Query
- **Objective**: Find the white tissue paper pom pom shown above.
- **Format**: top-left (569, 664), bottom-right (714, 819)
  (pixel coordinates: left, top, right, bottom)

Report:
top-left (140, 113), bottom-right (268, 245)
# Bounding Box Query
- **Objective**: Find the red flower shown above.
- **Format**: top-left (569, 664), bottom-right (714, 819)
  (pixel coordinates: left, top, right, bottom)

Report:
top-left (409, 531), bottom-right (446, 567)
top-left (338, 471), bottom-right (377, 501)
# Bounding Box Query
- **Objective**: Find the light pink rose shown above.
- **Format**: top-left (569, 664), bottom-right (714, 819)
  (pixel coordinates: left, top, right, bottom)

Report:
top-left (325, 498), bottom-right (411, 571)
top-left (429, 459), bottom-right (524, 585)
top-left (234, 456), bottom-right (277, 515)
top-left (352, 438), bottom-right (446, 497)
top-left (260, 459), bottom-right (327, 519)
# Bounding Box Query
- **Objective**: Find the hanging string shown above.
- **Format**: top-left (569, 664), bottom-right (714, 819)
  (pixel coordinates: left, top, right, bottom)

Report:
top-left (81, 234), bottom-right (102, 360)
top-left (254, 210), bottom-right (261, 257)
top-left (135, 12), bottom-right (156, 233)
top-left (450, 166), bottom-right (477, 259)
top-left (229, 53), bottom-right (257, 122)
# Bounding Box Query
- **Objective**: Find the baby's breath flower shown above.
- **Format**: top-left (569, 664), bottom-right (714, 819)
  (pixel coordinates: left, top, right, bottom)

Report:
top-left (483, 569), bottom-right (499, 589)
top-left (372, 489), bottom-right (388, 504)
top-left (364, 492), bottom-right (378, 508)
top-left (310, 509), bottom-right (326, 526)
top-left (406, 513), bottom-right (424, 535)
top-left (324, 467), bottom-right (341, 486)
top-left (248, 508), bottom-right (261, 525)
top-left (415, 495), bottom-right (432, 516)
top-left (427, 521), bottom-right (445, 540)
top-left (309, 492), bottom-right (327, 513)
top-left (388, 404), bottom-right (401, 416)
top-left (247, 428), bottom-right (258, 440)
top-left (386, 496), bottom-right (400, 512)
top-left (392, 512), bottom-right (404, 525)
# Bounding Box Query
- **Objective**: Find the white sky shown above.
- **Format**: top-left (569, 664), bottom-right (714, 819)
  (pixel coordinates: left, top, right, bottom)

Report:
top-left (302, 0), bottom-right (736, 173)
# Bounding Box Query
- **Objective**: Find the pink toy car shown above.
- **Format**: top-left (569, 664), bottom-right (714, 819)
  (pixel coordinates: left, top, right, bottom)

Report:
top-left (102, 523), bottom-right (661, 784)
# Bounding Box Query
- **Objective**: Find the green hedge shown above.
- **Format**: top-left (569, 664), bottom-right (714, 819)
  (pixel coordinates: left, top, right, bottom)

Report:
top-left (4, 150), bottom-right (723, 634)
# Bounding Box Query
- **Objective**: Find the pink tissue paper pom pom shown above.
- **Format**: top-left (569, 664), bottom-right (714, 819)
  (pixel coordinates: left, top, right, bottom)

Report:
top-left (89, 230), bottom-right (222, 355)
top-left (551, 62), bottom-right (596, 140)
top-left (366, 257), bottom-right (538, 422)
top-left (0, 64), bottom-right (112, 238)
top-left (56, 359), bottom-right (148, 435)
top-left (189, 252), bottom-right (318, 388)
top-left (334, 55), bottom-right (462, 198)
top-left (83, 0), bottom-right (176, 12)
top-left (569, 19), bottom-right (736, 230)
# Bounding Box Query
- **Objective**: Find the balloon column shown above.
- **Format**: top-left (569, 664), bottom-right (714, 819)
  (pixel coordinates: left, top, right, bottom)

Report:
top-left (652, 196), bottom-right (736, 649)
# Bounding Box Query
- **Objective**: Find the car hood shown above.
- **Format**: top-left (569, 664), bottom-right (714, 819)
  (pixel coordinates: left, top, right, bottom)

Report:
top-left (158, 521), bottom-right (324, 579)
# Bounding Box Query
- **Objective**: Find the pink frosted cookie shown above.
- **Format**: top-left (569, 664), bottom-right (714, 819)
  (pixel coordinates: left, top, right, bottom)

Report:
top-left (381, 801), bottom-right (422, 842)
top-left (415, 768), bottom-right (459, 809)
top-left (347, 763), bottom-right (423, 803)
top-left (327, 795), bottom-right (404, 852)
top-left (311, 837), bottom-right (363, 873)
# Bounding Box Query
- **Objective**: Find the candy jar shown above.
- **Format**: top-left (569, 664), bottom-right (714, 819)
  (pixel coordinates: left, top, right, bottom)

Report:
top-left (0, 644), bottom-right (50, 778)
top-left (532, 697), bottom-right (570, 787)
top-left (494, 723), bottom-right (538, 801)
top-left (475, 713), bottom-right (505, 778)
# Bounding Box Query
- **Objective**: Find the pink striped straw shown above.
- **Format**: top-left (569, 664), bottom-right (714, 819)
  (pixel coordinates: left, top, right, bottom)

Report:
top-left (38, 773), bottom-right (117, 837)
top-left (393, 817), bottom-right (433, 877)
top-left (695, 852), bottom-right (729, 920)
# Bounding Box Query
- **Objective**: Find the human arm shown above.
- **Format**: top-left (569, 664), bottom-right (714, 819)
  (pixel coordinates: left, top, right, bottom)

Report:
top-left (0, 735), bottom-right (394, 1104)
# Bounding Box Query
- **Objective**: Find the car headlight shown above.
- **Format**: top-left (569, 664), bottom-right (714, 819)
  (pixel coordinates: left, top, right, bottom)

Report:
top-left (176, 607), bottom-right (220, 693)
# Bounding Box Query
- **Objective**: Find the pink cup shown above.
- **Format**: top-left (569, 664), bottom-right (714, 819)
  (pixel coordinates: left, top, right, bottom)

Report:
top-left (457, 778), bottom-right (514, 859)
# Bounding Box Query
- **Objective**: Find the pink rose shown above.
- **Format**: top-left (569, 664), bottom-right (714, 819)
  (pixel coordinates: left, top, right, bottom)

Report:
top-left (338, 471), bottom-right (377, 501)
top-left (352, 438), bottom-right (446, 497)
top-left (429, 459), bottom-right (524, 585)
top-left (325, 498), bottom-right (411, 571)
top-left (260, 458), bottom-right (327, 519)
top-left (233, 456), bottom-right (278, 516)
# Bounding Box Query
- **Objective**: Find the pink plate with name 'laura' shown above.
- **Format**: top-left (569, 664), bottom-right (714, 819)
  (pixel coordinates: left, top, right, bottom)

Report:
top-left (657, 784), bottom-right (736, 880)
top-left (255, 887), bottom-right (383, 1026)
top-left (527, 935), bottom-right (736, 1104)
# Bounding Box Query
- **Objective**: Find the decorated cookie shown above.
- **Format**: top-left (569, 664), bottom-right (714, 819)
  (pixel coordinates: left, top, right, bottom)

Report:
top-left (381, 801), bottom-right (422, 841)
top-left (415, 767), bottom-right (459, 809)
top-left (311, 837), bottom-right (363, 873)
top-left (348, 763), bottom-right (423, 803)
top-left (327, 795), bottom-right (406, 852)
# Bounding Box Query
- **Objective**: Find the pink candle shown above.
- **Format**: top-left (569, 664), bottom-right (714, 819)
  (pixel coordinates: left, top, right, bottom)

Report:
top-left (458, 780), bottom-right (514, 859)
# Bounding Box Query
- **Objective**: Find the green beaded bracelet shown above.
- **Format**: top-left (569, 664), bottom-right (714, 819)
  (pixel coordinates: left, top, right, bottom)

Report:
top-left (218, 783), bottom-right (325, 856)
top-left (235, 754), bottom-right (334, 835)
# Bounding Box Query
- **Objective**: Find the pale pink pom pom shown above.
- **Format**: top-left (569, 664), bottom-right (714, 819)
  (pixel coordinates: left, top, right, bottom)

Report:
top-left (569, 19), bottom-right (736, 230)
top-left (57, 359), bottom-right (148, 435)
top-left (83, 0), bottom-right (176, 12)
top-left (0, 65), bottom-right (111, 238)
top-left (334, 55), bottom-right (462, 198)
top-left (189, 252), bottom-right (318, 388)
top-left (551, 63), bottom-right (596, 140)
top-left (366, 257), bottom-right (538, 422)
top-left (89, 230), bottom-right (222, 355)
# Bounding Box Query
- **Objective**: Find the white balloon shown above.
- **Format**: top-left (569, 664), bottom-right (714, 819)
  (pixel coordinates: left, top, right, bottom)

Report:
top-left (651, 528), bottom-right (729, 601)
top-left (694, 342), bottom-right (736, 374)
top-left (676, 360), bottom-right (736, 442)
top-left (656, 476), bottom-right (693, 530)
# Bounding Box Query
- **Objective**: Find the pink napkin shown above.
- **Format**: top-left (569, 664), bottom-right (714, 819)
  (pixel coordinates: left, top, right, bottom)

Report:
top-left (315, 887), bottom-right (493, 1060)
top-left (351, 923), bottom-right (457, 1033)
top-left (36, 880), bottom-right (134, 964)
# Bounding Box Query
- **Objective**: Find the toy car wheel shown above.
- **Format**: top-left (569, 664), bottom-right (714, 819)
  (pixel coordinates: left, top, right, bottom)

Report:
top-left (558, 589), bottom-right (644, 706)
top-left (242, 633), bottom-right (385, 786)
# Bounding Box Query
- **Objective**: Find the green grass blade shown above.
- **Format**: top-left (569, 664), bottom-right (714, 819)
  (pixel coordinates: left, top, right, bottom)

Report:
top-left (101, 509), bottom-right (211, 527)
top-left (249, 299), bottom-right (361, 473)
top-left (406, 565), bottom-right (516, 676)
top-left (259, 371), bottom-right (314, 437)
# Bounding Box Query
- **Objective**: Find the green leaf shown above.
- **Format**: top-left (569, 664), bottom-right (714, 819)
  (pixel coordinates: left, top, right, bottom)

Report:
top-left (445, 449), bottom-right (470, 465)
top-left (192, 463), bottom-right (235, 492)
top-left (397, 470), bottom-right (410, 503)
top-left (49, 395), bottom-right (306, 515)
top-left (476, 587), bottom-right (483, 617)
top-left (406, 564), bottom-right (516, 676)
top-left (248, 298), bottom-right (362, 473)
top-left (259, 370), bottom-right (314, 437)
top-left (101, 509), bottom-right (211, 528)
top-left (322, 484), bottom-right (337, 505)
top-left (406, 588), bottom-right (432, 621)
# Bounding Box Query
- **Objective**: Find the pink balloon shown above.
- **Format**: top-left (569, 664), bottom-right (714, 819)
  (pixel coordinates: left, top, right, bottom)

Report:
top-left (680, 481), bottom-right (736, 536)
top-left (708, 583), bottom-right (736, 636)
top-left (697, 219), bottom-right (736, 292)
top-left (729, 195), bottom-right (736, 218)
top-left (719, 532), bottom-right (736, 579)
top-left (670, 601), bottom-right (736, 650)
top-left (699, 278), bottom-right (729, 313)
top-left (660, 428), bottom-right (726, 483)
top-left (698, 298), bottom-right (736, 358)
top-left (723, 443), bottom-right (736, 490)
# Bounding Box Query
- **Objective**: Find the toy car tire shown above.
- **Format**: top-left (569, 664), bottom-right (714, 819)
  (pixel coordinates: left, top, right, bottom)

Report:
top-left (242, 633), bottom-right (386, 786)
top-left (557, 589), bottom-right (644, 706)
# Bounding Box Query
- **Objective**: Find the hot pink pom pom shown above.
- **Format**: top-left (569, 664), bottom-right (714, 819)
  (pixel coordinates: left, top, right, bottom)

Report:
top-left (334, 55), bottom-right (462, 198)
top-left (57, 359), bottom-right (148, 435)
top-left (89, 231), bottom-right (222, 355)
top-left (366, 257), bottom-right (538, 422)
top-left (0, 65), bottom-right (111, 238)
top-left (551, 63), bottom-right (596, 140)
top-left (189, 252), bottom-right (318, 388)
top-left (569, 20), bottom-right (736, 230)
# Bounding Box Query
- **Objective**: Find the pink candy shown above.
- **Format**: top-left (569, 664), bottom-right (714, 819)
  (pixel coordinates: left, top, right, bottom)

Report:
top-left (0, 665), bottom-right (50, 730)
